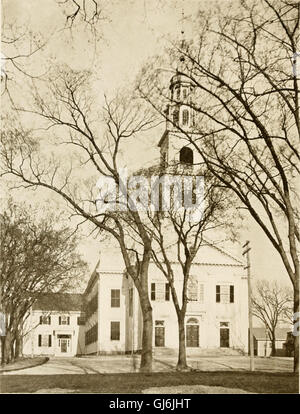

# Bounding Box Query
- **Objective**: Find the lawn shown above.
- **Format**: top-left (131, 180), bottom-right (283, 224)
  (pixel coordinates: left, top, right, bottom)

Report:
top-left (1, 371), bottom-right (298, 394)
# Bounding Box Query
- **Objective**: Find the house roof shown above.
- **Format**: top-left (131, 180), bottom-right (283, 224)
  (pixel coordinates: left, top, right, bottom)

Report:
top-left (32, 293), bottom-right (84, 312)
top-left (253, 327), bottom-right (290, 341)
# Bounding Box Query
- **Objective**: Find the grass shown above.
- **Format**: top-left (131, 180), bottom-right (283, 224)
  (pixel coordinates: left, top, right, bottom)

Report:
top-left (0, 371), bottom-right (298, 394)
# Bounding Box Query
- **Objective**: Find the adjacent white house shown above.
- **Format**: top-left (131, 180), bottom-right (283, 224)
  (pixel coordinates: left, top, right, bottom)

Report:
top-left (23, 293), bottom-right (85, 357)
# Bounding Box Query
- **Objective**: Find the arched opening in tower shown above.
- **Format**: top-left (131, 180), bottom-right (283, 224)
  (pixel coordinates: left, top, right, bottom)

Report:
top-left (179, 147), bottom-right (193, 165)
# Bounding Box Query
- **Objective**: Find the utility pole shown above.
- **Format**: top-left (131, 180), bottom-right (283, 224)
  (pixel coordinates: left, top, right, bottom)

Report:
top-left (243, 240), bottom-right (255, 371)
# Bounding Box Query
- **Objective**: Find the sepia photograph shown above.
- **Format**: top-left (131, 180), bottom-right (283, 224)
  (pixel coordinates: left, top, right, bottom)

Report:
top-left (0, 0), bottom-right (299, 398)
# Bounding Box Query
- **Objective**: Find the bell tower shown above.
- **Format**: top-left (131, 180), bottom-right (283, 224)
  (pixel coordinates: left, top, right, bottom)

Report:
top-left (158, 47), bottom-right (199, 171)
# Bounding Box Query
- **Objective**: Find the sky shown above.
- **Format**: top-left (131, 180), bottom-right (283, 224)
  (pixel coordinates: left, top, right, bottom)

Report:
top-left (1, 0), bottom-right (292, 289)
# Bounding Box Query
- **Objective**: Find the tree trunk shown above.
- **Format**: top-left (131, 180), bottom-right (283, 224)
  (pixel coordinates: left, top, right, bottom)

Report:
top-left (15, 332), bottom-right (22, 359)
top-left (139, 294), bottom-right (153, 373)
top-left (176, 313), bottom-right (188, 370)
top-left (1, 336), bottom-right (5, 366)
top-left (271, 337), bottom-right (276, 357)
top-left (4, 331), bottom-right (12, 364)
top-left (294, 285), bottom-right (299, 373)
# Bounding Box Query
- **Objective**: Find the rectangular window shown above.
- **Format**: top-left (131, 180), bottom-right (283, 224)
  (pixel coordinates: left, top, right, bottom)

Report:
top-left (40, 315), bottom-right (51, 325)
top-left (111, 289), bottom-right (120, 308)
top-left (216, 285), bottom-right (234, 304)
top-left (129, 288), bottom-right (133, 317)
top-left (151, 283), bottom-right (156, 301)
top-left (165, 284), bottom-right (170, 301)
top-left (59, 315), bottom-right (70, 325)
top-left (77, 316), bottom-right (85, 325)
top-left (230, 285), bottom-right (234, 303)
top-left (111, 321), bottom-right (120, 341)
top-left (151, 282), bottom-right (170, 302)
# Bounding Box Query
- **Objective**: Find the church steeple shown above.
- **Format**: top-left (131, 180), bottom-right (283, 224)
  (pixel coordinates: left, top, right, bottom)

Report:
top-left (157, 9), bottom-right (199, 171)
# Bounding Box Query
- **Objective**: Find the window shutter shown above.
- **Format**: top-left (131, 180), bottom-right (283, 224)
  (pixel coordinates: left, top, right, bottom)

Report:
top-left (216, 285), bottom-right (220, 303)
top-left (165, 284), bottom-right (170, 301)
top-left (38, 334), bottom-right (41, 347)
top-left (151, 283), bottom-right (156, 301)
top-left (48, 316), bottom-right (51, 325)
top-left (67, 316), bottom-right (70, 325)
top-left (48, 335), bottom-right (52, 347)
top-left (230, 285), bottom-right (234, 303)
top-left (59, 316), bottom-right (61, 325)
top-left (40, 316), bottom-right (42, 324)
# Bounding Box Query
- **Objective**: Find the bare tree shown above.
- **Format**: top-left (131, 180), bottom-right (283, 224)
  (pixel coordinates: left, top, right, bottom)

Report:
top-left (0, 68), bottom-right (159, 371)
top-left (0, 199), bottom-right (87, 364)
top-left (140, 0), bottom-right (300, 372)
top-left (252, 280), bottom-right (293, 356)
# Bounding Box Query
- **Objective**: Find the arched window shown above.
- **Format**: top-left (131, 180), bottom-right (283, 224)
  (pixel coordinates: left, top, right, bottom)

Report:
top-left (182, 109), bottom-right (189, 126)
top-left (179, 147), bottom-right (193, 165)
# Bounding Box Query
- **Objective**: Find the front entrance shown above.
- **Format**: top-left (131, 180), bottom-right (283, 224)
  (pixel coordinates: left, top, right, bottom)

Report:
top-left (57, 334), bottom-right (71, 354)
top-left (186, 318), bottom-right (199, 347)
top-left (155, 320), bottom-right (165, 347)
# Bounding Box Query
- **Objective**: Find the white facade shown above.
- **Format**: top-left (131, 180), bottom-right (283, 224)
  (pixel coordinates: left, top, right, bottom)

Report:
top-left (81, 242), bottom-right (249, 355)
top-left (23, 294), bottom-right (85, 357)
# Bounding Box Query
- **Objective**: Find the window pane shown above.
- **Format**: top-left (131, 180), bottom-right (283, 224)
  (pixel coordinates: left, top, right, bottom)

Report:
top-left (111, 322), bottom-right (120, 340)
top-left (111, 289), bottom-right (120, 308)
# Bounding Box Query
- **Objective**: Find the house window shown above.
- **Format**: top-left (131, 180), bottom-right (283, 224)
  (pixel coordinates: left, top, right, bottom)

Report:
top-left (179, 147), bottom-right (193, 165)
top-left (111, 289), bottom-right (120, 308)
top-left (38, 334), bottom-right (51, 347)
top-left (77, 316), bottom-right (85, 325)
top-left (182, 109), bottom-right (189, 126)
top-left (165, 283), bottom-right (170, 301)
top-left (151, 283), bottom-right (170, 301)
top-left (151, 283), bottom-right (156, 301)
top-left (216, 285), bottom-right (234, 303)
top-left (111, 321), bottom-right (120, 341)
top-left (176, 87), bottom-right (180, 100)
top-left (183, 88), bottom-right (187, 99)
top-left (129, 288), bottom-right (133, 317)
top-left (40, 315), bottom-right (51, 325)
top-left (59, 315), bottom-right (70, 325)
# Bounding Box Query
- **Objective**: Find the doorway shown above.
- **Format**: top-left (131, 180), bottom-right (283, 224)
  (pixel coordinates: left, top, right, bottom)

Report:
top-left (186, 318), bottom-right (199, 347)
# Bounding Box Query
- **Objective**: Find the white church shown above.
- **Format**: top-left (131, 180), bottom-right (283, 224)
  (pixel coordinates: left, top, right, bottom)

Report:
top-left (23, 68), bottom-right (249, 357)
